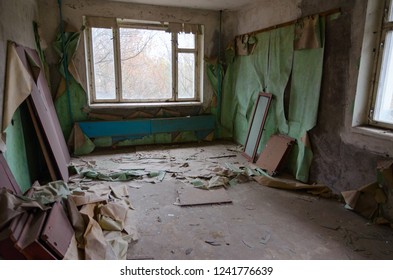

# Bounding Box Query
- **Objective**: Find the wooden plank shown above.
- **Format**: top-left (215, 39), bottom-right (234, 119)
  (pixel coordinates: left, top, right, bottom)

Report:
top-left (176, 187), bottom-right (232, 206)
top-left (78, 115), bottom-right (215, 139)
top-left (26, 98), bottom-right (57, 181)
top-left (24, 48), bottom-right (70, 164)
top-left (79, 119), bottom-right (151, 138)
top-left (29, 82), bottom-right (69, 181)
top-left (14, 45), bottom-right (69, 182)
top-left (15, 211), bottom-right (57, 260)
top-left (0, 152), bottom-right (21, 195)
top-left (9, 212), bottom-right (29, 243)
top-left (41, 200), bottom-right (74, 259)
top-left (0, 215), bottom-right (27, 259)
top-left (255, 134), bottom-right (295, 176)
top-left (151, 115), bottom-right (215, 134)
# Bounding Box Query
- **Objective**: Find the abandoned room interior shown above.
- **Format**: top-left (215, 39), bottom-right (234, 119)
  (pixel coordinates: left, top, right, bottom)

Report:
top-left (0, 0), bottom-right (393, 261)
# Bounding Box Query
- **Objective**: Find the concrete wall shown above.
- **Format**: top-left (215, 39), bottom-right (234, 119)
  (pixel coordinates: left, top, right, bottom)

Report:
top-left (229, 0), bottom-right (390, 192)
top-left (2, 0), bottom-right (388, 193)
top-left (300, 0), bottom-right (387, 192)
top-left (0, 0), bottom-right (39, 192)
top-left (37, 0), bottom-right (221, 113)
top-left (235, 0), bottom-right (302, 36)
top-left (0, 0), bottom-right (38, 126)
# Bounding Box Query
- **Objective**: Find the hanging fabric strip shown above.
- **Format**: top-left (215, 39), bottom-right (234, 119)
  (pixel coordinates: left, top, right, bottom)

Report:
top-left (294, 15), bottom-right (322, 50)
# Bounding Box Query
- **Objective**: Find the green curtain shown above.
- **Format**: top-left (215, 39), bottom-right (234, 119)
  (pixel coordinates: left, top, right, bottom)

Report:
top-left (221, 17), bottom-right (325, 182)
top-left (53, 28), bottom-right (88, 140)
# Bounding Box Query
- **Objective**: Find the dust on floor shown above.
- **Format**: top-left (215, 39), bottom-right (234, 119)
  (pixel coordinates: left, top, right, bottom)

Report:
top-left (71, 141), bottom-right (393, 260)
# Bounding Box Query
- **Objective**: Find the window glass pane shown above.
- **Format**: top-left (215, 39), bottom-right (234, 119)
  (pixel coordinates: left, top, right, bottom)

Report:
top-left (178, 33), bottom-right (195, 49)
top-left (91, 28), bottom-right (116, 100)
top-left (374, 31), bottom-right (393, 124)
top-left (120, 28), bottom-right (172, 100)
top-left (178, 53), bottom-right (195, 99)
top-left (389, 0), bottom-right (393, 21)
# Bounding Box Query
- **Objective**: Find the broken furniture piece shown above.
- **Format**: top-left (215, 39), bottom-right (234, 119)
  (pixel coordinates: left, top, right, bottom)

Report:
top-left (0, 152), bottom-right (22, 195)
top-left (242, 92), bottom-right (272, 162)
top-left (0, 197), bottom-right (74, 260)
top-left (255, 134), bottom-right (295, 176)
top-left (0, 152), bottom-right (74, 260)
top-left (77, 114), bottom-right (215, 143)
top-left (5, 42), bottom-right (70, 182)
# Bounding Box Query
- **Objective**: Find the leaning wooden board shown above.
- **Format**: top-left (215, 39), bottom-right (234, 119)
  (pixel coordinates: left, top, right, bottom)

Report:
top-left (13, 45), bottom-right (70, 181)
top-left (0, 214), bottom-right (27, 259)
top-left (0, 152), bottom-right (21, 195)
top-left (14, 210), bottom-right (57, 260)
top-left (255, 134), bottom-right (295, 176)
top-left (41, 200), bottom-right (74, 259)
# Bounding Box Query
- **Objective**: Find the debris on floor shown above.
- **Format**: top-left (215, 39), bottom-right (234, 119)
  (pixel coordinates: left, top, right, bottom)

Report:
top-left (70, 166), bottom-right (147, 182)
top-left (255, 134), bottom-right (295, 176)
top-left (242, 239), bottom-right (254, 248)
top-left (65, 181), bottom-right (138, 260)
top-left (205, 240), bottom-right (221, 246)
top-left (175, 184), bottom-right (232, 206)
top-left (342, 182), bottom-right (386, 220)
top-left (0, 174), bottom-right (138, 260)
top-left (260, 232), bottom-right (271, 245)
top-left (377, 160), bottom-right (393, 223)
top-left (253, 173), bottom-right (333, 197)
top-left (341, 160), bottom-right (393, 226)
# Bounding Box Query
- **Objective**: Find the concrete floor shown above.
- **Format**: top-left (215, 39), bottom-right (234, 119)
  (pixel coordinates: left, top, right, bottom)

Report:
top-left (77, 141), bottom-right (393, 260)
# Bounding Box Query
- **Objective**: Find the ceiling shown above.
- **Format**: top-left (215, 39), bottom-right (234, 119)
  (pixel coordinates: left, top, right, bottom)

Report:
top-left (106, 0), bottom-right (259, 11)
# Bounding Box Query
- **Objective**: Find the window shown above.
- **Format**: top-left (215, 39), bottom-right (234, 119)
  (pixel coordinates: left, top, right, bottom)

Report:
top-left (84, 17), bottom-right (204, 105)
top-left (370, 0), bottom-right (393, 128)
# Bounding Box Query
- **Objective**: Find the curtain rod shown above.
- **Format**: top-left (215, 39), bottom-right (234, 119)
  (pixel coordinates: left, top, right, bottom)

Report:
top-left (238, 7), bottom-right (341, 37)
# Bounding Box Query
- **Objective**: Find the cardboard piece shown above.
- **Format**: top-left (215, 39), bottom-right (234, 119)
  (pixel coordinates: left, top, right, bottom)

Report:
top-left (0, 152), bottom-right (21, 195)
top-left (341, 182), bottom-right (386, 220)
top-left (64, 184), bottom-right (138, 259)
top-left (253, 175), bottom-right (333, 197)
top-left (0, 213), bottom-right (27, 259)
top-left (70, 193), bottom-right (108, 207)
top-left (98, 203), bottom-right (128, 231)
top-left (176, 186), bottom-right (232, 206)
top-left (14, 211), bottom-right (57, 260)
top-left (7, 44), bottom-right (70, 182)
top-left (40, 200), bottom-right (74, 258)
top-left (377, 160), bottom-right (393, 223)
top-left (255, 134), bottom-right (295, 176)
top-left (294, 15), bottom-right (322, 50)
top-left (83, 215), bottom-right (107, 260)
top-left (68, 123), bottom-right (95, 156)
top-left (2, 42), bottom-right (34, 132)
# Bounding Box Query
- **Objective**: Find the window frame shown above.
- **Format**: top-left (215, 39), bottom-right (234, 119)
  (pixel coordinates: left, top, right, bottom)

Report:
top-left (84, 17), bottom-right (203, 106)
top-left (368, 0), bottom-right (393, 129)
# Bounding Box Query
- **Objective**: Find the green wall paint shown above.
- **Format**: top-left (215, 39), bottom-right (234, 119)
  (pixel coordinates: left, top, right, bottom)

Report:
top-left (4, 108), bottom-right (32, 193)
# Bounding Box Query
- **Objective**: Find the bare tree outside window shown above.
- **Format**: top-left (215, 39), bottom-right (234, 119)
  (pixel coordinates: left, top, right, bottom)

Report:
top-left (92, 28), bottom-right (116, 100)
top-left (85, 18), bottom-right (203, 104)
top-left (178, 52), bottom-right (195, 99)
top-left (374, 31), bottom-right (393, 124)
top-left (120, 28), bottom-right (172, 100)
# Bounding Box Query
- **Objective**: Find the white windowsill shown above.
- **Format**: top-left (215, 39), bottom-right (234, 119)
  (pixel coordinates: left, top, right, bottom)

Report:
top-left (341, 125), bottom-right (393, 157)
top-left (351, 125), bottom-right (393, 141)
top-left (88, 101), bottom-right (203, 109)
